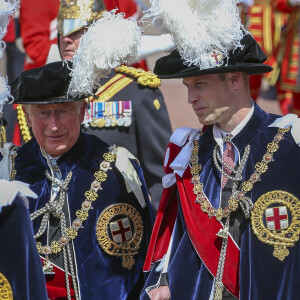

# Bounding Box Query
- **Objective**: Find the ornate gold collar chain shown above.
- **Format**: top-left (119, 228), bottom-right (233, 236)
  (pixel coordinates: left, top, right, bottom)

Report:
top-left (11, 146), bottom-right (117, 300)
top-left (31, 150), bottom-right (116, 257)
top-left (190, 127), bottom-right (290, 300)
top-left (190, 127), bottom-right (290, 221)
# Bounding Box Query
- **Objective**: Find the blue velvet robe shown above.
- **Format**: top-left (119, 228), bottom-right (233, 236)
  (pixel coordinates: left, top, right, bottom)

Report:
top-left (141, 104), bottom-right (300, 300)
top-left (0, 196), bottom-right (48, 300)
top-left (11, 132), bottom-right (154, 299)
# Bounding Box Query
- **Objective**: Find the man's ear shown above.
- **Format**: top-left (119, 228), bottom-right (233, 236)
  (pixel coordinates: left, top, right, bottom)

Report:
top-left (22, 106), bottom-right (32, 127)
top-left (79, 101), bottom-right (87, 123)
top-left (229, 72), bottom-right (241, 91)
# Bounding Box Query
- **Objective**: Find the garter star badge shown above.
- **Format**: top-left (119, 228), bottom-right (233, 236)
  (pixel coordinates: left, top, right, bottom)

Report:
top-left (251, 191), bottom-right (300, 261)
top-left (0, 272), bottom-right (13, 300)
top-left (96, 203), bottom-right (143, 270)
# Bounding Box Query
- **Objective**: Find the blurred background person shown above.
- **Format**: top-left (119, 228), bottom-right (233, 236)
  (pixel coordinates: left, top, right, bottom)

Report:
top-left (20, 0), bottom-right (60, 70)
top-left (274, 0), bottom-right (300, 116)
top-left (1, 2), bottom-right (24, 146)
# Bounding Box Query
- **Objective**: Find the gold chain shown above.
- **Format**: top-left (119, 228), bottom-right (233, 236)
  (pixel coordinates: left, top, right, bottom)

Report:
top-left (191, 127), bottom-right (290, 221)
top-left (33, 151), bottom-right (116, 256)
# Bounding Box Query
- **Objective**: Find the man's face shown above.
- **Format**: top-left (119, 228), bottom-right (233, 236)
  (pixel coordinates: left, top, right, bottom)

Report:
top-left (59, 28), bottom-right (86, 60)
top-left (24, 101), bottom-right (85, 157)
top-left (183, 73), bottom-right (234, 127)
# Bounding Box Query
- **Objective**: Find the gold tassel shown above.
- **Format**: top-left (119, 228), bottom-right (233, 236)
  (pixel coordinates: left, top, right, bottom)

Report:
top-left (0, 123), bottom-right (6, 148)
top-left (17, 104), bottom-right (31, 143)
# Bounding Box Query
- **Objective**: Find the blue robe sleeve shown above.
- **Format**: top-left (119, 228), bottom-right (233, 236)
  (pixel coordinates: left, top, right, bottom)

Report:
top-left (0, 196), bottom-right (47, 300)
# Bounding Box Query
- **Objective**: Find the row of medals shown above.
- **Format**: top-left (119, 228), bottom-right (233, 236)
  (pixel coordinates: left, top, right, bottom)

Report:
top-left (90, 115), bottom-right (132, 128)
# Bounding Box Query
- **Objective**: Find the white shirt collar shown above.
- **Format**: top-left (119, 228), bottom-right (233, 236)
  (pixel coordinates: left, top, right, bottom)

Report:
top-left (213, 103), bottom-right (254, 148)
top-left (213, 103), bottom-right (254, 159)
top-left (40, 147), bottom-right (61, 166)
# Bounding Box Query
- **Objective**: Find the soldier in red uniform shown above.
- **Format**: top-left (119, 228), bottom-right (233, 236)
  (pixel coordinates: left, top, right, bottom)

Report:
top-left (247, 0), bottom-right (284, 106)
top-left (274, 0), bottom-right (300, 116)
top-left (19, 0), bottom-right (60, 71)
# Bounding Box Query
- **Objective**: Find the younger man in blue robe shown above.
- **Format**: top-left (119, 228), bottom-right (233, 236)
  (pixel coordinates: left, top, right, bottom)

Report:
top-left (141, 0), bottom-right (300, 299)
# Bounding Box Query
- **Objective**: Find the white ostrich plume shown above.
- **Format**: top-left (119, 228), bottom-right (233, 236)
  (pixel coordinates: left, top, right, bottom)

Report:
top-left (0, 0), bottom-right (18, 39)
top-left (68, 10), bottom-right (142, 97)
top-left (0, 0), bottom-right (19, 58)
top-left (145, 0), bottom-right (245, 70)
top-left (0, 75), bottom-right (12, 114)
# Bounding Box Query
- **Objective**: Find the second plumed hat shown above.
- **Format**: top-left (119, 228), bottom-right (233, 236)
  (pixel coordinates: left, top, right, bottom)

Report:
top-left (145, 0), bottom-right (272, 78)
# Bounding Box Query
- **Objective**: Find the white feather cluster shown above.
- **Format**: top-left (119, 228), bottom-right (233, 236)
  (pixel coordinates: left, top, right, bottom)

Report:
top-left (0, 0), bottom-right (18, 58)
top-left (0, 0), bottom-right (13, 36)
top-left (68, 10), bottom-right (142, 97)
top-left (0, 76), bottom-right (11, 114)
top-left (0, 0), bottom-right (18, 113)
top-left (145, 0), bottom-right (244, 69)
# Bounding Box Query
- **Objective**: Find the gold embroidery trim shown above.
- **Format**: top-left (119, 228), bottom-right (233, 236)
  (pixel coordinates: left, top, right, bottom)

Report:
top-left (96, 203), bottom-right (143, 270)
top-left (0, 273), bottom-right (13, 300)
top-left (263, 4), bottom-right (272, 56)
top-left (251, 190), bottom-right (300, 261)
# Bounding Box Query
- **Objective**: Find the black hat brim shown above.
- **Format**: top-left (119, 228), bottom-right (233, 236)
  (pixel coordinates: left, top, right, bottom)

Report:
top-left (155, 62), bottom-right (273, 79)
top-left (154, 33), bottom-right (273, 79)
top-left (17, 97), bottom-right (84, 105)
top-left (11, 61), bottom-right (87, 105)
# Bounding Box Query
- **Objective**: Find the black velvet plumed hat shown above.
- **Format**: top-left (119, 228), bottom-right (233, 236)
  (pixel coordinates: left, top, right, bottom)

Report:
top-left (154, 33), bottom-right (273, 79)
top-left (11, 61), bottom-right (86, 105)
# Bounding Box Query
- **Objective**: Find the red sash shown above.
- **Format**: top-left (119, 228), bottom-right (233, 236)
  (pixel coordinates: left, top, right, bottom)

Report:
top-left (143, 185), bottom-right (178, 270)
top-left (178, 168), bottom-right (240, 298)
top-left (143, 167), bottom-right (240, 298)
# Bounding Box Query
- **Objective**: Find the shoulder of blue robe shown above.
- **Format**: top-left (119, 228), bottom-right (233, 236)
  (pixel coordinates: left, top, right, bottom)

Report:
top-left (0, 143), bottom-right (38, 212)
top-left (0, 196), bottom-right (47, 300)
top-left (115, 146), bottom-right (148, 208)
top-left (268, 113), bottom-right (300, 147)
top-left (143, 127), bottom-right (203, 272)
top-left (0, 178), bottom-right (38, 212)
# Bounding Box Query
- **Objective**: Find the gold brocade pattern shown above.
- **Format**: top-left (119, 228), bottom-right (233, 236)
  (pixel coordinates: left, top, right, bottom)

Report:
top-left (115, 65), bottom-right (161, 89)
top-left (96, 203), bottom-right (143, 270)
top-left (251, 191), bottom-right (300, 261)
top-left (0, 273), bottom-right (13, 300)
top-left (17, 104), bottom-right (31, 142)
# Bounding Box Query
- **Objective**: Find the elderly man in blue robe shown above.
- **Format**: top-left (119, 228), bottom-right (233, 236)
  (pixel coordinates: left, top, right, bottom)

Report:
top-left (141, 0), bottom-right (300, 299)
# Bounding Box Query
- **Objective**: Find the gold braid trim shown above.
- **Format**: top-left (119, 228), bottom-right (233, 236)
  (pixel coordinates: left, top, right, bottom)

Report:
top-left (115, 65), bottom-right (161, 89)
top-left (17, 104), bottom-right (31, 142)
top-left (0, 124), bottom-right (6, 148)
